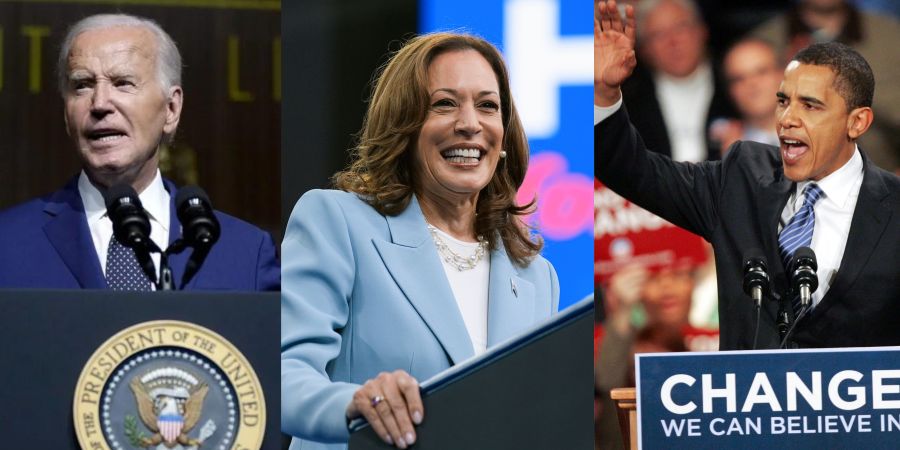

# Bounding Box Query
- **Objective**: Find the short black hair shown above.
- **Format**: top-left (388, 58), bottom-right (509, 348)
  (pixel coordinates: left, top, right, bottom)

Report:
top-left (792, 42), bottom-right (874, 110)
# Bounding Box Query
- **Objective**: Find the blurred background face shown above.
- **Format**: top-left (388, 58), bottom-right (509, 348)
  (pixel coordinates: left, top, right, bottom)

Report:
top-left (640, 0), bottom-right (708, 78)
top-left (724, 41), bottom-right (783, 123)
top-left (641, 266), bottom-right (694, 329)
top-left (802, 0), bottom-right (845, 12)
top-left (414, 49), bottom-right (504, 203)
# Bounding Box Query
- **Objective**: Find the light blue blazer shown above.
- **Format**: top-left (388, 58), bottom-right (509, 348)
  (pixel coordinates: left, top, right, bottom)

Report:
top-left (281, 190), bottom-right (559, 449)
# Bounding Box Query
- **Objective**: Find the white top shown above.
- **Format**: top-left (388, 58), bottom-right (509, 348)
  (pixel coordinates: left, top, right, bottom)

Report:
top-left (429, 226), bottom-right (490, 356)
top-left (77, 170), bottom-right (170, 281)
top-left (778, 149), bottom-right (863, 308)
top-left (653, 62), bottom-right (714, 162)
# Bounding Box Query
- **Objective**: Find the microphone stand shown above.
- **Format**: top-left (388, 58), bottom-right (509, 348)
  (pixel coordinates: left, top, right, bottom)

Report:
top-left (163, 239), bottom-right (212, 290)
top-left (134, 240), bottom-right (174, 291)
top-left (776, 293), bottom-right (791, 345)
top-left (780, 300), bottom-right (809, 350)
top-left (158, 251), bottom-right (174, 291)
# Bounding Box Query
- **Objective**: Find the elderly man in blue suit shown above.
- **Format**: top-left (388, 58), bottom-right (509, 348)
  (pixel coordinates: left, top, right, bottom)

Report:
top-left (0, 14), bottom-right (279, 291)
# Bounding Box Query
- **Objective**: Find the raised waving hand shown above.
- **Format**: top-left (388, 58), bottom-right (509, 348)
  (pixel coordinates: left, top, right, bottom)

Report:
top-left (594, 0), bottom-right (637, 106)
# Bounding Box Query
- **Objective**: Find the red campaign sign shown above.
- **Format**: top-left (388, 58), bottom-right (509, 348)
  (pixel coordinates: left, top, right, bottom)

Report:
top-left (594, 180), bottom-right (708, 285)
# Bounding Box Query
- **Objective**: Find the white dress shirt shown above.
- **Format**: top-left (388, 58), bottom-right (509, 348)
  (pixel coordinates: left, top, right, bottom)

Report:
top-left (77, 170), bottom-right (170, 282)
top-left (779, 149), bottom-right (863, 308)
top-left (429, 226), bottom-right (490, 356)
top-left (594, 97), bottom-right (623, 125)
top-left (654, 62), bottom-right (714, 162)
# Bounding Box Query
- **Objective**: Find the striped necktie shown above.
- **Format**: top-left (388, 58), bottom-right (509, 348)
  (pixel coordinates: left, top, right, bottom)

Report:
top-left (778, 183), bottom-right (824, 313)
top-left (106, 236), bottom-right (153, 291)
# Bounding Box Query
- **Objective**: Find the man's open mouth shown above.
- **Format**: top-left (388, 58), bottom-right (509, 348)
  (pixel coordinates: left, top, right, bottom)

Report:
top-left (780, 137), bottom-right (809, 162)
top-left (87, 129), bottom-right (127, 143)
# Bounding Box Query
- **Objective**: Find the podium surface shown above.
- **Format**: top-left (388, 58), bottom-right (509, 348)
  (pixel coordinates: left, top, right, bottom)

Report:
top-left (349, 297), bottom-right (594, 450)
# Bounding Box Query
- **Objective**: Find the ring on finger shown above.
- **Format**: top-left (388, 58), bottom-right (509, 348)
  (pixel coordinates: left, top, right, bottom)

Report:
top-left (371, 395), bottom-right (385, 408)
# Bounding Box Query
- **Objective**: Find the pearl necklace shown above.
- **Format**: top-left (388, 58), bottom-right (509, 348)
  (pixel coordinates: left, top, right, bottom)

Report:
top-left (426, 223), bottom-right (487, 271)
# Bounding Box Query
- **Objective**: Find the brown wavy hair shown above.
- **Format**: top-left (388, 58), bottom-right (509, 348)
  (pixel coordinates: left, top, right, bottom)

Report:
top-left (333, 32), bottom-right (542, 266)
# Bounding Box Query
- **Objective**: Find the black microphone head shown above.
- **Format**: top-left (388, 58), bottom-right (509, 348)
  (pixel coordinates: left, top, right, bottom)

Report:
top-left (176, 186), bottom-right (220, 248)
top-left (175, 185), bottom-right (208, 211)
top-left (742, 249), bottom-right (768, 272)
top-left (742, 249), bottom-right (770, 296)
top-left (793, 246), bottom-right (817, 270)
top-left (790, 246), bottom-right (818, 292)
top-left (104, 184), bottom-right (151, 248)
top-left (104, 184), bottom-right (140, 210)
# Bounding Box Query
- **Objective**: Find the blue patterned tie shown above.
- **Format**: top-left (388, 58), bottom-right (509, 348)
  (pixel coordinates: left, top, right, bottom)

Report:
top-left (106, 236), bottom-right (153, 291)
top-left (778, 183), bottom-right (824, 314)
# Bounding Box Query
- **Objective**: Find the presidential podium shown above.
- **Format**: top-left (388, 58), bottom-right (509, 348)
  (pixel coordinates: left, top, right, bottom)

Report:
top-left (0, 289), bottom-right (280, 449)
top-left (348, 297), bottom-right (594, 450)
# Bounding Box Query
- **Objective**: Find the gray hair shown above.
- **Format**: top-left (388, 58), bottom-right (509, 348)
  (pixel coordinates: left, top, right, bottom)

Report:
top-left (635, 0), bottom-right (704, 44)
top-left (57, 14), bottom-right (182, 95)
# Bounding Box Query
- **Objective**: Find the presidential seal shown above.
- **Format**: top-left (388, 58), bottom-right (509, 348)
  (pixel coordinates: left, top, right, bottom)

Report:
top-left (74, 321), bottom-right (265, 450)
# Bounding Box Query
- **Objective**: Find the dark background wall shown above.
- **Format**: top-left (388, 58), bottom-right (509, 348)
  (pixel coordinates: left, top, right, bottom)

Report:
top-left (281, 0), bottom-right (416, 231)
top-left (0, 0), bottom-right (281, 238)
top-left (281, 1), bottom-right (415, 447)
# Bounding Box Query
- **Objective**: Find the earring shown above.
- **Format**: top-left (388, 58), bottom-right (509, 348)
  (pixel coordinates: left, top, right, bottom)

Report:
top-left (500, 150), bottom-right (507, 159)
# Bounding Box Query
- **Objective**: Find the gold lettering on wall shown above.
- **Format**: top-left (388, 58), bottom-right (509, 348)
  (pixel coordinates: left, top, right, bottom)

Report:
top-left (21, 25), bottom-right (50, 94)
top-left (227, 35), bottom-right (253, 102)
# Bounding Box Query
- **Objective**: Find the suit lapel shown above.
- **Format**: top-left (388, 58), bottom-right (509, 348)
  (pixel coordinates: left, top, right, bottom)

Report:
top-left (162, 180), bottom-right (193, 288)
top-left (372, 196), bottom-right (475, 365)
top-left (756, 168), bottom-right (793, 290)
top-left (42, 179), bottom-right (107, 288)
top-left (486, 247), bottom-right (534, 346)
top-left (819, 157), bottom-right (893, 306)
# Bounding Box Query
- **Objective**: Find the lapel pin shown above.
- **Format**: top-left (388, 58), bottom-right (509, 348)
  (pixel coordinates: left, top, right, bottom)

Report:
top-left (511, 278), bottom-right (518, 298)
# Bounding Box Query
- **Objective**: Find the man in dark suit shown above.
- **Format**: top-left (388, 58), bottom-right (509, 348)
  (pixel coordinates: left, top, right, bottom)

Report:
top-left (0, 14), bottom-right (279, 291)
top-left (595, 0), bottom-right (899, 349)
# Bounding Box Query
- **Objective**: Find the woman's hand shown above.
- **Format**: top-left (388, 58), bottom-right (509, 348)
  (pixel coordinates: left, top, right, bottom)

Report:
top-left (594, 0), bottom-right (637, 106)
top-left (346, 370), bottom-right (424, 449)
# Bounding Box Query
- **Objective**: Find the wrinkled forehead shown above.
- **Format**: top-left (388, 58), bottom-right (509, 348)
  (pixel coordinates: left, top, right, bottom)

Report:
top-left (67, 26), bottom-right (158, 71)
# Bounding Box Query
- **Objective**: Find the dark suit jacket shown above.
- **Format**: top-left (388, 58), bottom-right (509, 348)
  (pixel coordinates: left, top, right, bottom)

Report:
top-left (0, 178), bottom-right (280, 291)
top-left (622, 63), bottom-right (736, 161)
top-left (597, 106), bottom-right (900, 349)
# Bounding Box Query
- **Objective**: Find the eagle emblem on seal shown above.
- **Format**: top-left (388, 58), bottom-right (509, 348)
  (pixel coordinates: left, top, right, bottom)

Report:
top-left (128, 367), bottom-right (217, 449)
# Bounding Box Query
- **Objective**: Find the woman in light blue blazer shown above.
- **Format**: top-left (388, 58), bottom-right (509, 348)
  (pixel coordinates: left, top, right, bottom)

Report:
top-left (281, 32), bottom-right (560, 450)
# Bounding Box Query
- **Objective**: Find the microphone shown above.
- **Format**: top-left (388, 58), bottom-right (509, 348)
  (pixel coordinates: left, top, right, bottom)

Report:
top-left (789, 247), bottom-right (819, 309)
top-left (176, 186), bottom-right (220, 248)
top-left (104, 184), bottom-right (152, 249)
top-left (742, 249), bottom-right (770, 309)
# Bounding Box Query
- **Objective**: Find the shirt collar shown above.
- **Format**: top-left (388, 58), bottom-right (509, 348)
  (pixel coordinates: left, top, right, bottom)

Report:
top-left (77, 170), bottom-right (170, 233)
top-left (794, 145), bottom-right (863, 210)
top-left (654, 60), bottom-right (712, 89)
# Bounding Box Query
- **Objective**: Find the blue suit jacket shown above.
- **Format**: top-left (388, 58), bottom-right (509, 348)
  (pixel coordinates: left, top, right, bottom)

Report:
top-left (281, 190), bottom-right (559, 449)
top-left (0, 178), bottom-right (280, 291)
